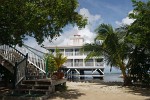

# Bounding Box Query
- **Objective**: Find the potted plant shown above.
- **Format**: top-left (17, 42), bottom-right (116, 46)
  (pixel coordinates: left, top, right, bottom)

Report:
top-left (45, 53), bottom-right (57, 78)
top-left (46, 48), bottom-right (67, 79)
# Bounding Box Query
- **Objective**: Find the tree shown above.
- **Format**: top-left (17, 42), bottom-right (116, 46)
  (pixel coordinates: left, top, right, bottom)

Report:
top-left (82, 0), bottom-right (150, 86)
top-left (128, 0), bottom-right (150, 50)
top-left (82, 24), bottom-right (132, 85)
top-left (126, 0), bottom-right (150, 86)
top-left (0, 0), bottom-right (87, 46)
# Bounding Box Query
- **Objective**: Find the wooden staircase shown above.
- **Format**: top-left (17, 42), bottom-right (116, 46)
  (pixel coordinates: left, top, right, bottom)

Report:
top-left (0, 44), bottom-right (54, 97)
top-left (0, 45), bottom-right (28, 88)
top-left (26, 64), bottom-right (47, 80)
top-left (0, 86), bottom-right (11, 95)
top-left (0, 44), bottom-right (67, 98)
top-left (0, 45), bottom-right (47, 81)
top-left (14, 79), bottom-right (54, 95)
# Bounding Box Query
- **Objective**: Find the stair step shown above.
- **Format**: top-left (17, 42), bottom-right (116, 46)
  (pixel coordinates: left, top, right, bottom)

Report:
top-left (22, 80), bottom-right (51, 85)
top-left (14, 88), bottom-right (52, 95)
top-left (19, 84), bottom-right (33, 89)
top-left (15, 89), bottom-right (51, 92)
top-left (0, 87), bottom-right (11, 95)
top-left (19, 84), bottom-right (52, 90)
top-left (22, 80), bottom-right (36, 85)
top-left (26, 75), bottom-right (46, 80)
top-left (36, 81), bottom-right (52, 85)
top-left (34, 85), bottom-right (51, 90)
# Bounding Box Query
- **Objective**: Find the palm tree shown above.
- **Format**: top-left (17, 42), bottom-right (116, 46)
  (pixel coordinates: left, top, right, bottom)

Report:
top-left (82, 24), bottom-right (131, 85)
top-left (52, 48), bottom-right (67, 71)
top-left (45, 48), bottom-right (67, 77)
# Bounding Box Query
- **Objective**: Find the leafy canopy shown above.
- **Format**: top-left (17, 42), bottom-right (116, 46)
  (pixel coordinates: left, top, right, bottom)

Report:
top-left (128, 0), bottom-right (150, 49)
top-left (0, 0), bottom-right (87, 46)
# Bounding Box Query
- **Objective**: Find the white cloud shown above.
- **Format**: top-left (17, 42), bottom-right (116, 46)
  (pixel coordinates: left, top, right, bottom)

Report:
top-left (79, 8), bottom-right (102, 31)
top-left (25, 8), bottom-right (102, 52)
top-left (115, 17), bottom-right (135, 26)
top-left (79, 8), bottom-right (101, 24)
top-left (24, 37), bottom-right (48, 53)
top-left (115, 11), bottom-right (135, 26)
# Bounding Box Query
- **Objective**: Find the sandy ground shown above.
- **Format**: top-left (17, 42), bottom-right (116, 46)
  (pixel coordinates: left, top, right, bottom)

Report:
top-left (48, 81), bottom-right (150, 100)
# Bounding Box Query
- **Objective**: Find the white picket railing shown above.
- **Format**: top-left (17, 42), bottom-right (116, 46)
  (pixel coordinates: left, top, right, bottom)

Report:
top-left (15, 45), bottom-right (47, 74)
top-left (0, 45), bottom-right (28, 87)
top-left (14, 56), bottom-right (28, 87)
top-left (0, 45), bottom-right (25, 66)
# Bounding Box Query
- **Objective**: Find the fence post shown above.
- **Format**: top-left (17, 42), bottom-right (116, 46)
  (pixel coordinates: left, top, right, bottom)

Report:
top-left (13, 62), bottom-right (18, 89)
top-left (25, 53), bottom-right (28, 79)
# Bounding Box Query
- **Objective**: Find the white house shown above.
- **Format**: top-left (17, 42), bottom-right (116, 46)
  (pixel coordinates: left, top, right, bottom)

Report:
top-left (45, 34), bottom-right (105, 79)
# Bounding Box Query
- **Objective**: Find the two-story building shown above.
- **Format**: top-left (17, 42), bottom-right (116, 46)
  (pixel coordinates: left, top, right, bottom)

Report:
top-left (45, 34), bottom-right (104, 79)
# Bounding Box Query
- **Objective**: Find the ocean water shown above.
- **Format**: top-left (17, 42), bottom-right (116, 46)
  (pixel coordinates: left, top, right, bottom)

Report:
top-left (103, 73), bottom-right (123, 82)
top-left (67, 73), bottom-right (123, 82)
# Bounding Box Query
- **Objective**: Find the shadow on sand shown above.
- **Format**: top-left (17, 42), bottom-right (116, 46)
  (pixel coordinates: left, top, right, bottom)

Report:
top-left (90, 80), bottom-right (150, 100)
top-left (48, 89), bottom-right (85, 100)
top-left (48, 79), bottom-right (150, 100)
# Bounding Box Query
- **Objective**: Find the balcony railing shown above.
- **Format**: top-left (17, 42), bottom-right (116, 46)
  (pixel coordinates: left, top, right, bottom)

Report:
top-left (74, 62), bottom-right (83, 66)
top-left (75, 52), bottom-right (83, 56)
top-left (65, 52), bottom-right (73, 56)
top-left (65, 62), bottom-right (104, 67)
top-left (85, 62), bottom-right (94, 66)
top-left (64, 63), bottom-right (73, 67)
top-left (95, 62), bottom-right (104, 66)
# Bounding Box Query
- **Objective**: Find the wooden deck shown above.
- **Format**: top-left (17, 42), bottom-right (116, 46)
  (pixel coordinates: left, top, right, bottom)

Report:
top-left (0, 79), bottom-right (67, 100)
top-left (16, 78), bottom-right (67, 94)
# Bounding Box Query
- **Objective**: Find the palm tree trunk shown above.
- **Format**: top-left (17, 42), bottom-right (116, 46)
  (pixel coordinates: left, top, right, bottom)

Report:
top-left (120, 64), bottom-right (132, 86)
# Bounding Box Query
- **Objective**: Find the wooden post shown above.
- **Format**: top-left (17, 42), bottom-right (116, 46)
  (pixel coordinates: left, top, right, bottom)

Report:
top-left (13, 62), bottom-right (18, 89)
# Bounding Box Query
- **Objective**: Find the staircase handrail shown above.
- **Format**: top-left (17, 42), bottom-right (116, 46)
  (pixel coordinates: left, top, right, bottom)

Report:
top-left (0, 45), bottom-right (27, 88)
top-left (13, 54), bottom-right (28, 88)
top-left (22, 44), bottom-right (46, 59)
top-left (0, 45), bottom-right (26, 66)
top-left (15, 45), bottom-right (46, 73)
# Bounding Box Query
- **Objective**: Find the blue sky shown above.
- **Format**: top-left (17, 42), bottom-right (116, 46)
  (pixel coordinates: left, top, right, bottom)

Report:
top-left (76, 0), bottom-right (134, 73)
top-left (26, 0), bottom-right (135, 46)
top-left (26, 0), bottom-right (149, 47)
top-left (77, 0), bottom-right (133, 27)
top-left (25, 0), bottom-right (138, 73)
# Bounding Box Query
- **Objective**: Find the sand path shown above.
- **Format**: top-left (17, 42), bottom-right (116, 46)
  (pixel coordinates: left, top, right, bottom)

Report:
top-left (48, 81), bottom-right (150, 100)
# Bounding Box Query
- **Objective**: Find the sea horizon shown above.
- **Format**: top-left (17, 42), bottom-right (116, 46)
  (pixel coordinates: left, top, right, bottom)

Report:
top-left (67, 73), bottom-right (123, 82)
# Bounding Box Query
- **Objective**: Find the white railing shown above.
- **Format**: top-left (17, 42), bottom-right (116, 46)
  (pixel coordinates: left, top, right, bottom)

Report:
top-left (64, 63), bottom-right (73, 67)
top-left (16, 45), bottom-right (46, 73)
top-left (95, 62), bottom-right (104, 66)
top-left (85, 62), bottom-right (94, 66)
top-left (0, 45), bottom-right (27, 87)
top-left (0, 45), bottom-right (25, 66)
top-left (74, 62), bottom-right (83, 66)
top-left (14, 56), bottom-right (27, 87)
top-left (65, 52), bottom-right (73, 56)
top-left (75, 52), bottom-right (83, 56)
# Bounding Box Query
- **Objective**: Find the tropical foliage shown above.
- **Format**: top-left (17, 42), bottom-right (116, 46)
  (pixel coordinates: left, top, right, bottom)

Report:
top-left (0, 0), bottom-right (87, 46)
top-left (45, 48), bottom-right (67, 76)
top-left (82, 0), bottom-right (150, 86)
top-left (82, 24), bottom-right (132, 85)
top-left (127, 0), bottom-right (150, 86)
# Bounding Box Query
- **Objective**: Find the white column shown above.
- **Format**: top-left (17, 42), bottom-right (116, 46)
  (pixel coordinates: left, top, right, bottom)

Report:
top-left (73, 48), bottom-right (75, 56)
top-left (64, 48), bottom-right (65, 56)
top-left (83, 59), bottom-right (85, 67)
top-left (93, 58), bottom-right (96, 67)
top-left (73, 59), bottom-right (74, 67)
